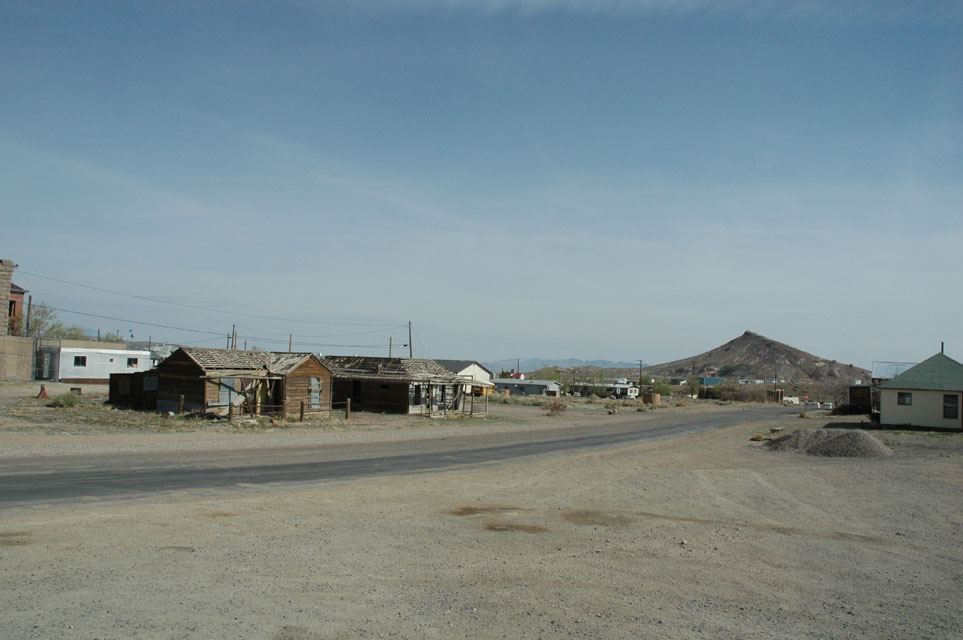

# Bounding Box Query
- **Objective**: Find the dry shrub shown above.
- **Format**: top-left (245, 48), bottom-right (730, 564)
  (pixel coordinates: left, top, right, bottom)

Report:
top-left (543, 398), bottom-right (567, 416)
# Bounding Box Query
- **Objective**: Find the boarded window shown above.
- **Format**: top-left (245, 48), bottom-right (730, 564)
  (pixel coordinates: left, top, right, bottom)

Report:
top-left (309, 377), bottom-right (322, 410)
top-left (74, 356), bottom-right (87, 367)
top-left (897, 392), bottom-right (912, 406)
top-left (944, 395), bottom-right (959, 420)
top-left (217, 378), bottom-right (236, 406)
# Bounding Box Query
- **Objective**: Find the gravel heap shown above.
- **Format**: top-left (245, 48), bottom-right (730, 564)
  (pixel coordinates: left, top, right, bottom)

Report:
top-left (766, 428), bottom-right (892, 457)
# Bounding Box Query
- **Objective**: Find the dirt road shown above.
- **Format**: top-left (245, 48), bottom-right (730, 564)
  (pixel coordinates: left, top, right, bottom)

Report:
top-left (1, 389), bottom-right (961, 638)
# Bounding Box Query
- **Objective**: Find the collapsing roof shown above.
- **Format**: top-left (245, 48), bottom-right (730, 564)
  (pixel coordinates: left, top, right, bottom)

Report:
top-left (179, 347), bottom-right (322, 378)
top-left (322, 356), bottom-right (462, 384)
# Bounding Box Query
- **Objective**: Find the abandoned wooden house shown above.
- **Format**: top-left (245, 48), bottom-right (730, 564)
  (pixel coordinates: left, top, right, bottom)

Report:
top-left (150, 347), bottom-right (332, 418)
top-left (321, 356), bottom-right (464, 415)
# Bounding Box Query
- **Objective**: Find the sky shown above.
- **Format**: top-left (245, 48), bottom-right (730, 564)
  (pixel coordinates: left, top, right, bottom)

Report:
top-left (2, 0), bottom-right (961, 368)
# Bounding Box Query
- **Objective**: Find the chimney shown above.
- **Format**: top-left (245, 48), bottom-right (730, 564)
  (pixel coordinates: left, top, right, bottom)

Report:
top-left (0, 259), bottom-right (15, 336)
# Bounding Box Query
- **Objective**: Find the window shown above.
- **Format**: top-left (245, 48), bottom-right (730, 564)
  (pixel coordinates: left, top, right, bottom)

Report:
top-left (897, 392), bottom-right (912, 406)
top-left (944, 395), bottom-right (959, 420)
top-left (127, 357), bottom-right (138, 368)
top-left (309, 377), bottom-right (322, 409)
top-left (73, 356), bottom-right (87, 367)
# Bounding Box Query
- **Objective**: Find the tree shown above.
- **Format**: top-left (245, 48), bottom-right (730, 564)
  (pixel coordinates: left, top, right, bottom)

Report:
top-left (651, 380), bottom-right (673, 396)
top-left (27, 302), bottom-right (89, 340)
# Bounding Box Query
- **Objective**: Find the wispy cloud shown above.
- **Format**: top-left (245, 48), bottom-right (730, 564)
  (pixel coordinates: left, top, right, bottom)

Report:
top-left (302, 0), bottom-right (962, 25)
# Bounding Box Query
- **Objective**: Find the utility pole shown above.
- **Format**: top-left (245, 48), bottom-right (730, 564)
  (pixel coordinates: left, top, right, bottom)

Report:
top-left (408, 321), bottom-right (413, 358)
top-left (288, 333), bottom-right (293, 353)
top-left (25, 295), bottom-right (32, 335)
top-left (389, 336), bottom-right (393, 358)
top-left (639, 360), bottom-right (645, 389)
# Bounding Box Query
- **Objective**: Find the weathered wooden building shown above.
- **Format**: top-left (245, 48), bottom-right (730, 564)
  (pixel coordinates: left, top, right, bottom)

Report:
top-left (322, 356), bottom-right (463, 415)
top-left (152, 348), bottom-right (332, 418)
top-left (108, 370), bottom-right (159, 410)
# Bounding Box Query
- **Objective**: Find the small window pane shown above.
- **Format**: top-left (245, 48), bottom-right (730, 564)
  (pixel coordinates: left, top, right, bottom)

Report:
top-left (127, 358), bottom-right (138, 368)
top-left (944, 395), bottom-right (959, 420)
top-left (74, 356), bottom-right (86, 367)
top-left (897, 392), bottom-right (912, 406)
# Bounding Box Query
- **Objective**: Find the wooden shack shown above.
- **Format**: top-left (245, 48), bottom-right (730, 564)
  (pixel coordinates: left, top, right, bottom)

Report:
top-left (322, 356), bottom-right (463, 415)
top-left (154, 347), bottom-right (332, 418)
top-left (108, 370), bottom-right (159, 410)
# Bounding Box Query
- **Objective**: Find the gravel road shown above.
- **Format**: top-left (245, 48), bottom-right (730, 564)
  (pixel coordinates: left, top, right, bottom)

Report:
top-left (1, 385), bottom-right (961, 639)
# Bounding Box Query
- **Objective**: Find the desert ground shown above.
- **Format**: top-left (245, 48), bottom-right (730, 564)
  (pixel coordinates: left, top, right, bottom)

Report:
top-left (1, 381), bottom-right (961, 639)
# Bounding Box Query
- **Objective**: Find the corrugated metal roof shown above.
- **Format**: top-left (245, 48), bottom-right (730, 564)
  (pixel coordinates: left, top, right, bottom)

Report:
top-left (871, 361), bottom-right (917, 379)
top-left (321, 356), bottom-right (461, 383)
top-left (879, 353), bottom-right (963, 391)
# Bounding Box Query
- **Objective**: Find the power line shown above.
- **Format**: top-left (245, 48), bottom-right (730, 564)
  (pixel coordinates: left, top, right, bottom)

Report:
top-left (18, 270), bottom-right (405, 328)
top-left (46, 306), bottom-right (227, 336)
top-left (233, 324), bottom-right (400, 339)
top-left (236, 334), bottom-right (388, 350)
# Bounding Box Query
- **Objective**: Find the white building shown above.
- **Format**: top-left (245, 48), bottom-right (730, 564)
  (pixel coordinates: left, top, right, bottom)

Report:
top-left (879, 353), bottom-right (962, 430)
top-left (38, 346), bottom-right (152, 384)
top-left (434, 359), bottom-right (495, 396)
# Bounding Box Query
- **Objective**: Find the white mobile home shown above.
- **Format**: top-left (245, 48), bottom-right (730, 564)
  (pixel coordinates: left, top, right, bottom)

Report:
top-left (38, 346), bottom-right (152, 384)
top-left (492, 378), bottom-right (562, 397)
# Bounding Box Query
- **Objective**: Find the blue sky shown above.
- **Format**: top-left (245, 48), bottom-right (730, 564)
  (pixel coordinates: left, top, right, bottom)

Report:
top-left (2, 1), bottom-right (961, 368)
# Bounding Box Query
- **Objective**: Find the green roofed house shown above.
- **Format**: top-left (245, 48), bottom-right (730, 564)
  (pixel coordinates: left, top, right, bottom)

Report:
top-left (879, 353), bottom-right (963, 430)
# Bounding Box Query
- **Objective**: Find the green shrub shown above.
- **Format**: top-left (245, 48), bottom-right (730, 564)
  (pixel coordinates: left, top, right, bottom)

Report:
top-left (48, 393), bottom-right (80, 408)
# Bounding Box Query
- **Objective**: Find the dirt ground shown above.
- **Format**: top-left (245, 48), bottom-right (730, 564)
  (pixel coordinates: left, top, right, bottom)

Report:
top-left (1, 381), bottom-right (961, 639)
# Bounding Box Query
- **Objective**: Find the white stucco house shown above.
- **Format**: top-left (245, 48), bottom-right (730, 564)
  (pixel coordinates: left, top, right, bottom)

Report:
top-left (879, 353), bottom-right (963, 430)
top-left (38, 345), bottom-right (153, 384)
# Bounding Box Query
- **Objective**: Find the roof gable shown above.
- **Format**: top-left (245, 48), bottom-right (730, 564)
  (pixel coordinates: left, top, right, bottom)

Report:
top-left (434, 359), bottom-right (493, 376)
top-left (879, 353), bottom-right (963, 391)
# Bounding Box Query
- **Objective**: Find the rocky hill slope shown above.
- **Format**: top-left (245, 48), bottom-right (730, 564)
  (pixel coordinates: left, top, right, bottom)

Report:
top-left (640, 331), bottom-right (869, 384)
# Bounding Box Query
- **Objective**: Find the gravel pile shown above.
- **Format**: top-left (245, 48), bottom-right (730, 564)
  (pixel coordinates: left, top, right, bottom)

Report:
top-left (766, 428), bottom-right (892, 457)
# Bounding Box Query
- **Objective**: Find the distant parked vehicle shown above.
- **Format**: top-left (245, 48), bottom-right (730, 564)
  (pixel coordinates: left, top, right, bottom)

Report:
top-left (820, 402), bottom-right (834, 410)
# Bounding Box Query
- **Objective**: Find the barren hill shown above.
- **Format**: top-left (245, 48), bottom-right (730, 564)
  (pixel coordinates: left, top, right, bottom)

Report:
top-left (641, 331), bottom-right (869, 384)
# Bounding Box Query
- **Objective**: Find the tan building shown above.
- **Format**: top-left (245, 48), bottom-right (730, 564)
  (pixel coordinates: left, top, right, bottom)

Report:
top-left (879, 353), bottom-right (963, 430)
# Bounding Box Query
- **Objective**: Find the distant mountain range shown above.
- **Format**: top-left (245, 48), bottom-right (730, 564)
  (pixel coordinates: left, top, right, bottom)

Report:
top-left (483, 357), bottom-right (642, 374)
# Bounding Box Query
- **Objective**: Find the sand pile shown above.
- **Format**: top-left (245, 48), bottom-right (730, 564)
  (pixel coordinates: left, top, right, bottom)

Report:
top-left (766, 428), bottom-right (892, 458)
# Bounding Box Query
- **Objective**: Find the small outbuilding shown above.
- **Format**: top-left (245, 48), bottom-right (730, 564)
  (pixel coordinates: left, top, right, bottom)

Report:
top-left (153, 347), bottom-right (332, 418)
top-left (879, 353), bottom-right (963, 430)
